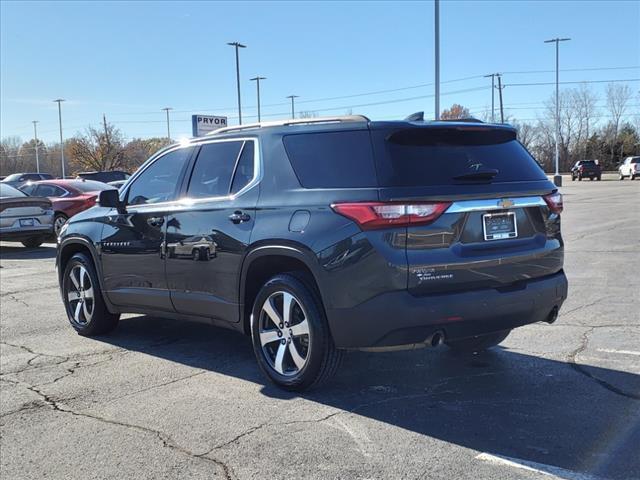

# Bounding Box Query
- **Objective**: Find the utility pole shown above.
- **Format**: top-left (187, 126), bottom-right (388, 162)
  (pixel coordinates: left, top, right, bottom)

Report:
top-left (53, 99), bottom-right (65, 178)
top-left (286, 95), bottom-right (299, 119)
top-left (161, 107), bottom-right (172, 140)
top-left (544, 37), bottom-right (571, 187)
top-left (227, 42), bottom-right (246, 124)
top-left (32, 121), bottom-right (40, 173)
top-left (497, 74), bottom-right (504, 123)
top-left (434, 0), bottom-right (440, 120)
top-left (483, 73), bottom-right (499, 122)
top-left (250, 76), bottom-right (266, 122)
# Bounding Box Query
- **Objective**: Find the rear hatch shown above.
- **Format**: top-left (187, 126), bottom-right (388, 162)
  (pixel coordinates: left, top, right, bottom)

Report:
top-left (369, 123), bottom-right (563, 295)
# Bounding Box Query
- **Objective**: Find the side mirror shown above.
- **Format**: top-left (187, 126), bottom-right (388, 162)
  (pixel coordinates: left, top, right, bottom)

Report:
top-left (98, 189), bottom-right (125, 213)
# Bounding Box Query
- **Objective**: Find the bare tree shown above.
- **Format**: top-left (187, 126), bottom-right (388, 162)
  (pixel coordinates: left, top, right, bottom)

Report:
top-left (68, 123), bottom-right (126, 172)
top-left (571, 84), bottom-right (599, 159)
top-left (605, 83), bottom-right (632, 163)
top-left (298, 111), bottom-right (319, 119)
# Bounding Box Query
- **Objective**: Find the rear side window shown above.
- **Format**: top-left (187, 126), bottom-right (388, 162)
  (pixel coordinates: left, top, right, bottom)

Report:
top-left (187, 141), bottom-right (243, 198)
top-left (35, 184), bottom-right (67, 197)
top-left (283, 130), bottom-right (377, 188)
top-left (371, 127), bottom-right (547, 187)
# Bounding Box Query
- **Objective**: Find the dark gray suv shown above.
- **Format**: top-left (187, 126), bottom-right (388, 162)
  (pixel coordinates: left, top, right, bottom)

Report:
top-left (56, 115), bottom-right (568, 390)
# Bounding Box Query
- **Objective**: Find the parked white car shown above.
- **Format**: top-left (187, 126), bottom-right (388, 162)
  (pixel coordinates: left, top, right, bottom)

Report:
top-left (619, 156), bottom-right (640, 180)
top-left (0, 183), bottom-right (54, 247)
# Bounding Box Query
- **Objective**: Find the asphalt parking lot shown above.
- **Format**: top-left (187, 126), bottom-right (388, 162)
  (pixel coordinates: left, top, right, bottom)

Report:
top-left (1, 176), bottom-right (638, 480)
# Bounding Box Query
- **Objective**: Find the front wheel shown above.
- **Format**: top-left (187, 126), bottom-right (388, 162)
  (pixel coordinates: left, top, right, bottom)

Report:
top-left (632, 174), bottom-right (636, 181)
top-left (578, 175), bottom-right (582, 181)
top-left (446, 329), bottom-right (511, 354)
top-left (251, 273), bottom-right (342, 391)
top-left (619, 172), bottom-right (625, 180)
top-left (62, 253), bottom-right (119, 336)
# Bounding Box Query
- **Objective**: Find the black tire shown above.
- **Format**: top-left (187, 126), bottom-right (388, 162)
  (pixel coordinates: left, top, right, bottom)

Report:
top-left (21, 237), bottom-right (44, 248)
top-left (446, 329), bottom-right (511, 354)
top-left (192, 249), bottom-right (200, 261)
top-left (578, 175), bottom-right (582, 181)
top-left (589, 177), bottom-right (594, 181)
top-left (632, 175), bottom-right (636, 181)
top-left (571, 175), bottom-right (575, 181)
top-left (250, 273), bottom-right (343, 391)
top-left (62, 253), bottom-right (119, 336)
top-left (619, 172), bottom-right (624, 180)
top-left (596, 176), bottom-right (601, 181)
top-left (53, 213), bottom-right (68, 236)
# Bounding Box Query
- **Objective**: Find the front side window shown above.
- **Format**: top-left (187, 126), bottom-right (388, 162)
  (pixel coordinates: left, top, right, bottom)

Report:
top-left (127, 147), bottom-right (193, 206)
top-left (186, 141), bottom-right (247, 199)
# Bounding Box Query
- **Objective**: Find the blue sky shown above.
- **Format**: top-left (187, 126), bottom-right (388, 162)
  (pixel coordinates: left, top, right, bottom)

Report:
top-left (1, 0), bottom-right (638, 143)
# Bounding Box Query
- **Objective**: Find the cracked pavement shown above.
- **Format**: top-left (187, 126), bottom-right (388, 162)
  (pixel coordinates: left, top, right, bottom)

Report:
top-left (1, 179), bottom-right (639, 480)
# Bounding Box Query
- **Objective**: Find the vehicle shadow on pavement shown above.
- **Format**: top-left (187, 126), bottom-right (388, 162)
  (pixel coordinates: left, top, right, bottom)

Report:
top-left (96, 314), bottom-right (640, 480)
top-left (0, 244), bottom-right (57, 260)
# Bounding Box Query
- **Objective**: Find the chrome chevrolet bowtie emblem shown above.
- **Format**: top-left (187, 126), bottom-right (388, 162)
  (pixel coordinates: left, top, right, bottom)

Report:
top-left (499, 199), bottom-right (514, 208)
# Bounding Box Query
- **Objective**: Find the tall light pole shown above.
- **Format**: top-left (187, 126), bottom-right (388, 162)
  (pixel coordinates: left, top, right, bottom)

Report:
top-left (497, 73), bottom-right (504, 123)
top-left (434, 0), bottom-right (440, 120)
top-left (32, 121), bottom-right (40, 173)
top-left (545, 37), bottom-right (571, 187)
top-left (53, 99), bottom-right (65, 178)
top-left (227, 42), bottom-right (246, 124)
top-left (250, 76), bottom-right (266, 122)
top-left (484, 73), bottom-right (499, 122)
top-left (161, 107), bottom-right (172, 140)
top-left (286, 95), bottom-right (299, 119)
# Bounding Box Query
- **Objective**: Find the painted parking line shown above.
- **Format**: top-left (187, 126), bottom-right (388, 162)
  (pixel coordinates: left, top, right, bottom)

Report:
top-left (475, 453), bottom-right (601, 480)
top-left (596, 348), bottom-right (640, 356)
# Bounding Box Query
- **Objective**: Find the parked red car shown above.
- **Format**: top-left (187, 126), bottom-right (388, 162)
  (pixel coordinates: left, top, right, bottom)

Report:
top-left (20, 179), bottom-right (115, 235)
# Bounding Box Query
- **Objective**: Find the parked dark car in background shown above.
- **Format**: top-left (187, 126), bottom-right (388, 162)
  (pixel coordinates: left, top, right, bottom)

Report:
top-left (107, 179), bottom-right (128, 189)
top-left (0, 183), bottom-right (54, 247)
top-left (77, 170), bottom-right (130, 184)
top-left (21, 179), bottom-right (115, 236)
top-left (56, 116), bottom-right (567, 391)
top-left (570, 160), bottom-right (601, 181)
top-left (1, 172), bottom-right (54, 189)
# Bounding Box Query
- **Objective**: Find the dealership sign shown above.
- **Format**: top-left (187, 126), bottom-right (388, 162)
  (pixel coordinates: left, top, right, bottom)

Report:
top-left (192, 115), bottom-right (228, 137)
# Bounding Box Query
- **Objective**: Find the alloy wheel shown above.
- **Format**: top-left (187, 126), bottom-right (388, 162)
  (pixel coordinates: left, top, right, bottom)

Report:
top-left (54, 216), bottom-right (67, 236)
top-left (258, 291), bottom-right (311, 376)
top-left (67, 265), bottom-right (94, 325)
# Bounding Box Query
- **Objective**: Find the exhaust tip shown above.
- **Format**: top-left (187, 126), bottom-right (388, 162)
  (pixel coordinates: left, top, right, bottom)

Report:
top-left (546, 306), bottom-right (559, 324)
top-left (430, 331), bottom-right (444, 347)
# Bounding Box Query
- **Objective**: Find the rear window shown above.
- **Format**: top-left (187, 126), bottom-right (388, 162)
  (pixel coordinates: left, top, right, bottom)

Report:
top-left (579, 161), bottom-right (596, 166)
top-left (283, 130), bottom-right (377, 188)
top-left (371, 127), bottom-right (547, 187)
top-left (0, 183), bottom-right (26, 197)
top-left (630, 157), bottom-right (640, 164)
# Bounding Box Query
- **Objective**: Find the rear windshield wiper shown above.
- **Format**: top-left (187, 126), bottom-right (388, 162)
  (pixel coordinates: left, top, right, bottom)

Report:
top-left (453, 169), bottom-right (499, 181)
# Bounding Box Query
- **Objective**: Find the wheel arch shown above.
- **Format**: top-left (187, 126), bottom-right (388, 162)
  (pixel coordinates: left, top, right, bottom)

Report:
top-left (239, 244), bottom-right (325, 336)
top-left (57, 237), bottom-right (117, 313)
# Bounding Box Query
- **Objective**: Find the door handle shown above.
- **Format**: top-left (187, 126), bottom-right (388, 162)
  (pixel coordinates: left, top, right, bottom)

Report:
top-left (228, 211), bottom-right (251, 224)
top-left (147, 216), bottom-right (164, 227)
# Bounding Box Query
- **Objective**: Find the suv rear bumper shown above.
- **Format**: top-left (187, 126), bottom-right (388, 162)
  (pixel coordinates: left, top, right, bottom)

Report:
top-left (326, 271), bottom-right (568, 349)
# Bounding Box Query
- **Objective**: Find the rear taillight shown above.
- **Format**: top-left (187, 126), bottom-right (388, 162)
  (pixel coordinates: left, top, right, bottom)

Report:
top-left (331, 202), bottom-right (451, 230)
top-left (543, 192), bottom-right (563, 214)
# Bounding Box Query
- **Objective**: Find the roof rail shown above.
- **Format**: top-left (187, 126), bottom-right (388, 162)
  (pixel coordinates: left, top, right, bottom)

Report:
top-left (209, 115), bottom-right (370, 135)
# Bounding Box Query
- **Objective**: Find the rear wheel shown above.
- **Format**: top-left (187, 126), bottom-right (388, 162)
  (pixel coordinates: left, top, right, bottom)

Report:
top-left (619, 172), bottom-right (625, 180)
top-left (21, 237), bottom-right (44, 248)
top-left (251, 273), bottom-right (342, 391)
top-left (578, 175), bottom-right (582, 181)
top-left (589, 177), bottom-right (594, 181)
top-left (596, 176), bottom-right (601, 181)
top-left (62, 253), bottom-right (119, 336)
top-left (446, 329), bottom-right (511, 354)
top-left (53, 213), bottom-right (68, 236)
top-left (632, 174), bottom-right (636, 181)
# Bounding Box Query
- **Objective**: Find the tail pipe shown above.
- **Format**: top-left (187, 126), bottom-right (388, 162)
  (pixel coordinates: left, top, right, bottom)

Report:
top-left (546, 306), bottom-right (559, 324)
